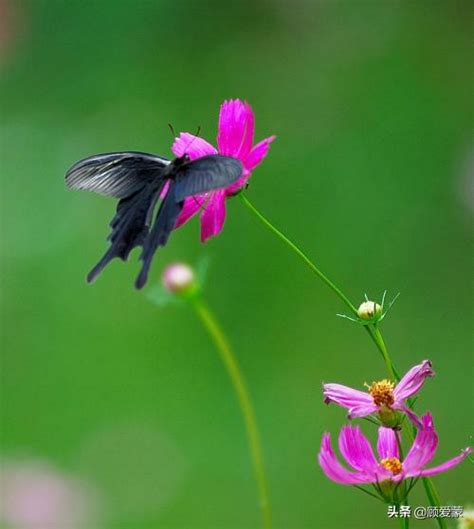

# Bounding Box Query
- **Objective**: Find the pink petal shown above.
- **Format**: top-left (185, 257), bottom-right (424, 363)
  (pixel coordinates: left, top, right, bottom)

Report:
top-left (200, 190), bottom-right (226, 242)
top-left (225, 169), bottom-right (251, 196)
top-left (338, 425), bottom-right (378, 473)
top-left (377, 427), bottom-right (399, 460)
top-left (393, 360), bottom-right (434, 401)
top-left (403, 413), bottom-right (438, 474)
top-left (414, 448), bottom-right (472, 478)
top-left (243, 135), bottom-right (276, 172)
top-left (172, 133), bottom-right (217, 160)
top-left (393, 402), bottom-right (422, 428)
top-left (216, 99), bottom-right (253, 158)
top-left (174, 195), bottom-right (206, 229)
top-left (323, 383), bottom-right (377, 419)
top-left (237, 102), bottom-right (255, 159)
top-left (318, 433), bottom-right (371, 485)
top-left (347, 405), bottom-right (379, 420)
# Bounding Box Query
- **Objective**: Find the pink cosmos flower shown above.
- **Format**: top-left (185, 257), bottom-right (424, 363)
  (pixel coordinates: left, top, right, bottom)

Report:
top-left (171, 99), bottom-right (276, 242)
top-left (323, 360), bottom-right (434, 426)
top-left (318, 413), bottom-right (471, 494)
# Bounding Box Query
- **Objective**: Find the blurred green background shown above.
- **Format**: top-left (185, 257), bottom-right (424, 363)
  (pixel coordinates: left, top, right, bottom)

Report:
top-left (1, 1), bottom-right (472, 528)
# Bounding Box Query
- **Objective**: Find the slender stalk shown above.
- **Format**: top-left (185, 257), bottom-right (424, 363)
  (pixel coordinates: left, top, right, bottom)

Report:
top-left (421, 478), bottom-right (447, 529)
top-left (192, 296), bottom-right (272, 529)
top-left (399, 515), bottom-right (410, 529)
top-left (353, 485), bottom-right (384, 502)
top-left (371, 325), bottom-right (397, 381)
top-left (239, 193), bottom-right (398, 376)
top-left (239, 193), bottom-right (358, 316)
top-left (239, 192), bottom-right (446, 527)
top-left (395, 430), bottom-right (404, 461)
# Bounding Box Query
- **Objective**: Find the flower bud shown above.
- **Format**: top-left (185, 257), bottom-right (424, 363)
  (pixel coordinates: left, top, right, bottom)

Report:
top-left (378, 406), bottom-right (399, 428)
top-left (162, 263), bottom-right (197, 295)
top-left (378, 474), bottom-right (407, 502)
top-left (357, 300), bottom-right (382, 320)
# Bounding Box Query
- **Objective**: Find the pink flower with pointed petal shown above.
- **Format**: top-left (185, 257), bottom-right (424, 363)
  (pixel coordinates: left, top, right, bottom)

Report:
top-left (318, 413), bottom-right (471, 498)
top-left (172, 99), bottom-right (276, 242)
top-left (323, 360), bottom-right (434, 426)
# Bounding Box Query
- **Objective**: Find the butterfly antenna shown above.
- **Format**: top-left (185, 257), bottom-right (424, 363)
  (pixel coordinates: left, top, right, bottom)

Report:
top-left (182, 125), bottom-right (203, 154)
top-left (168, 123), bottom-right (176, 138)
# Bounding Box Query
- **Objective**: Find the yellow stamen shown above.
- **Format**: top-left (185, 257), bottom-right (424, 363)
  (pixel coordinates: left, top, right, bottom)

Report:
top-left (381, 457), bottom-right (403, 475)
top-left (366, 379), bottom-right (395, 407)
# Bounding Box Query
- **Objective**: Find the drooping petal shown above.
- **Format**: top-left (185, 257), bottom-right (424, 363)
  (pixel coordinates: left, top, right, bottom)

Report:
top-left (403, 413), bottom-right (438, 475)
top-left (413, 448), bottom-right (472, 478)
top-left (347, 404), bottom-right (380, 420)
top-left (243, 136), bottom-right (276, 172)
top-left (323, 383), bottom-right (377, 419)
top-left (318, 433), bottom-right (371, 485)
top-left (323, 384), bottom-right (373, 407)
top-left (393, 360), bottom-right (434, 401)
top-left (377, 427), bottom-right (399, 460)
top-left (393, 402), bottom-right (422, 428)
top-left (174, 195), bottom-right (206, 229)
top-left (172, 133), bottom-right (217, 160)
top-left (200, 190), bottom-right (226, 243)
top-left (217, 99), bottom-right (253, 157)
top-left (338, 425), bottom-right (379, 474)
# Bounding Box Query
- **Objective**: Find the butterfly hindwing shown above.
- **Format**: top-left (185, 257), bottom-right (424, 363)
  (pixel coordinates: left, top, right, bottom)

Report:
top-left (87, 180), bottom-right (165, 283)
top-left (173, 155), bottom-right (242, 202)
top-left (135, 182), bottom-right (183, 289)
top-left (65, 151), bottom-right (170, 199)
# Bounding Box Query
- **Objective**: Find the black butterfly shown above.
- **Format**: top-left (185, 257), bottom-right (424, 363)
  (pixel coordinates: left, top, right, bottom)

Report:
top-left (65, 151), bottom-right (242, 289)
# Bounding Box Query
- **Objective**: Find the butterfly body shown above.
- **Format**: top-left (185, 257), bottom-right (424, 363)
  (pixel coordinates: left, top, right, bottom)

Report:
top-left (66, 151), bottom-right (242, 288)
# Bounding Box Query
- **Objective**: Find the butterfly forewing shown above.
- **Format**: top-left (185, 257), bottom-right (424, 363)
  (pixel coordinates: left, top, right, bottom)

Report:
top-left (65, 152), bottom-right (170, 199)
top-left (86, 180), bottom-right (166, 284)
top-left (173, 155), bottom-right (242, 202)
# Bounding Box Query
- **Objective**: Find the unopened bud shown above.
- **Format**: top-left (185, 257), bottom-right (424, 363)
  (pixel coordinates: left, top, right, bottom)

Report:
top-left (378, 406), bottom-right (399, 428)
top-left (162, 263), bottom-right (197, 295)
top-left (357, 301), bottom-right (382, 320)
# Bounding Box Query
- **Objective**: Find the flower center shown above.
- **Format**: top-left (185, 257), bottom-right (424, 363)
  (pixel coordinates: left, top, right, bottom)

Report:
top-left (366, 379), bottom-right (395, 407)
top-left (380, 457), bottom-right (403, 475)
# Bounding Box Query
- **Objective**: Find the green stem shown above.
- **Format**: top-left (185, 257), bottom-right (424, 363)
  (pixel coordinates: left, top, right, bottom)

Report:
top-left (192, 296), bottom-right (272, 529)
top-left (364, 326), bottom-right (393, 374)
top-left (239, 193), bottom-right (358, 316)
top-left (399, 514), bottom-right (410, 529)
top-left (395, 430), bottom-right (404, 461)
top-left (371, 325), bottom-right (397, 381)
top-left (421, 478), bottom-right (447, 529)
top-left (239, 193), bottom-right (398, 377)
top-left (353, 485), bottom-right (384, 502)
top-left (239, 192), bottom-right (446, 527)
